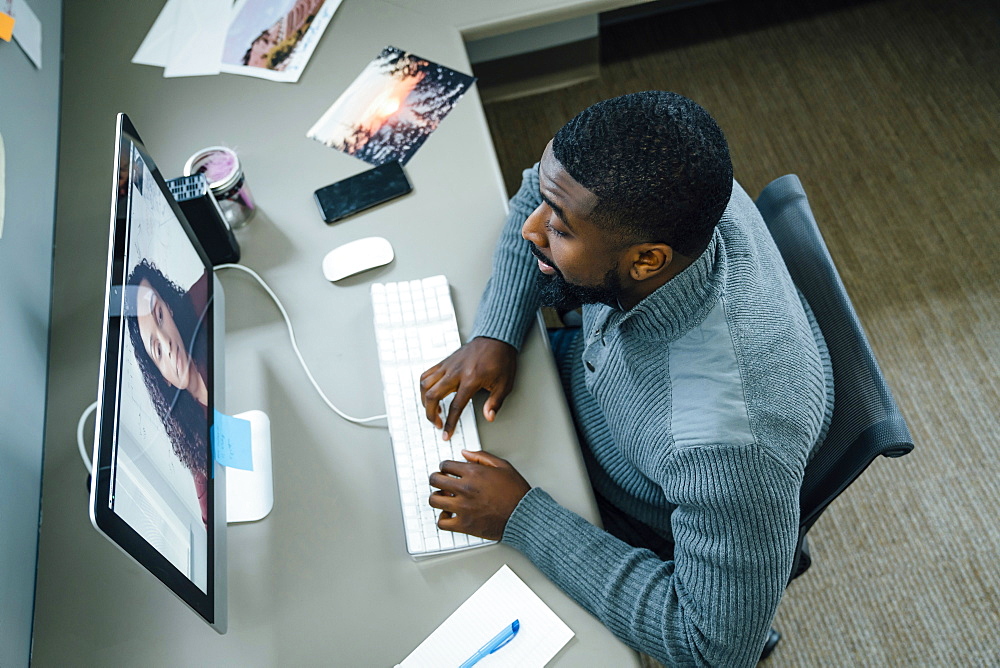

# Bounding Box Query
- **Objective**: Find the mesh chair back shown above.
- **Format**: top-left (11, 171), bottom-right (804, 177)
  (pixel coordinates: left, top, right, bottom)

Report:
top-left (755, 175), bottom-right (914, 578)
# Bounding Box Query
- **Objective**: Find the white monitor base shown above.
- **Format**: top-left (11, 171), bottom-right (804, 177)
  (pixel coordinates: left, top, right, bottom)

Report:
top-left (226, 410), bottom-right (273, 524)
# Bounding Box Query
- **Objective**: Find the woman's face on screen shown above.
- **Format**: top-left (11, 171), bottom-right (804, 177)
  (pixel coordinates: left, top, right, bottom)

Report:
top-left (136, 279), bottom-right (193, 391)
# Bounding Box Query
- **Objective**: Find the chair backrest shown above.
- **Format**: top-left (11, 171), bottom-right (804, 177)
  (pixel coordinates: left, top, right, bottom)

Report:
top-left (755, 175), bottom-right (914, 580)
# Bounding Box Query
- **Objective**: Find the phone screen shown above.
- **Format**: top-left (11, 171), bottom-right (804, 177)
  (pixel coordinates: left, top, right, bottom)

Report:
top-left (314, 161), bottom-right (412, 223)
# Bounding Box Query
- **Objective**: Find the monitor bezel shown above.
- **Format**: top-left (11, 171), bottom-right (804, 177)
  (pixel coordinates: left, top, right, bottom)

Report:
top-left (89, 112), bottom-right (226, 632)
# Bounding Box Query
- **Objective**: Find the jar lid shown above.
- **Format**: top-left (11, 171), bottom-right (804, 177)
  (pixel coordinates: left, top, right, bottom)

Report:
top-left (183, 146), bottom-right (242, 194)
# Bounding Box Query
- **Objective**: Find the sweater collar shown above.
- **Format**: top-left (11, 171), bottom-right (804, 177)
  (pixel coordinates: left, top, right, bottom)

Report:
top-left (613, 226), bottom-right (726, 341)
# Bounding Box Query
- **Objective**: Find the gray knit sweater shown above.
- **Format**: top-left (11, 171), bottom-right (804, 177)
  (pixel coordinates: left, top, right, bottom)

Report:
top-left (471, 166), bottom-right (833, 666)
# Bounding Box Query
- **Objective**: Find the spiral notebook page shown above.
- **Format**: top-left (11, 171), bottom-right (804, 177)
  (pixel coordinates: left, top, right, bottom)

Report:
top-left (397, 564), bottom-right (574, 667)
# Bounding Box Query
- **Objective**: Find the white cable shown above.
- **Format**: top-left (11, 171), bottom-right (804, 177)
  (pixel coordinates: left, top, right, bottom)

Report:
top-left (214, 263), bottom-right (387, 425)
top-left (73, 263), bottom-right (386, 474)
top-left (78, 400), bottom-right (98, 471)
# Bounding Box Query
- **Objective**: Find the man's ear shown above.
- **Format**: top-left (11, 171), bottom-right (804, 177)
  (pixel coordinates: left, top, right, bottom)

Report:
top-left (628, 243), bottom-right (674, 281)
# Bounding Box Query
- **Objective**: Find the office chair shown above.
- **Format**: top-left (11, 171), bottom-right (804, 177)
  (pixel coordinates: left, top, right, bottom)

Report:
top-left (753, 175), bottom-right (915, 660)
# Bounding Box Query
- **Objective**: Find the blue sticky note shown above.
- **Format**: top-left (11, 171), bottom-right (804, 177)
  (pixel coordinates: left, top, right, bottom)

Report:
top-left (211, 410), bottom-right (253, 472)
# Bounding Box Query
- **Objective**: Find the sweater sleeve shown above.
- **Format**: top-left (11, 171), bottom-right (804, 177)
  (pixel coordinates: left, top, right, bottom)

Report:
top-left (502, 444), bottom-right (801, 667)
top-left (469, 165), bottom-right (544, 350)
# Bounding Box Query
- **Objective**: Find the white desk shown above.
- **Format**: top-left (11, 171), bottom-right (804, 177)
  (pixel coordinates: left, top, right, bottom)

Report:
top-left (32, 0), bottom-right (642, 665)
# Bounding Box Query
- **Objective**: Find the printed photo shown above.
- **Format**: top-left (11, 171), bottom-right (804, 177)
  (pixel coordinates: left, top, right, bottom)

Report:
top-left (220, 0), bottom-right (342, 83)
top-left (307, 46), bottom-right (477, 165)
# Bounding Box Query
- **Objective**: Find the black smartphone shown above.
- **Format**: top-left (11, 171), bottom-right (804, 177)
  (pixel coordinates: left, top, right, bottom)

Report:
top-left (314, 161), bottom-right (412, 224)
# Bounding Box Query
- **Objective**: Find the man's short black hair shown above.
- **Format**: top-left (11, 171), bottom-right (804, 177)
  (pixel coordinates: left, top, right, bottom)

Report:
top-left (552, 91), bottom-right (733, 257)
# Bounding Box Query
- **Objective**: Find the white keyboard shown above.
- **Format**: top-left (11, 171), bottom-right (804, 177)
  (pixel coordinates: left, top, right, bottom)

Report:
top-left (370, 275), bottom-right (492, 558)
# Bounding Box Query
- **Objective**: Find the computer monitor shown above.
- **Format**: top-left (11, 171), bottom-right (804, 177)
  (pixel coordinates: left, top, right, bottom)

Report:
top-left (89, 113), bottom-right (227, 633)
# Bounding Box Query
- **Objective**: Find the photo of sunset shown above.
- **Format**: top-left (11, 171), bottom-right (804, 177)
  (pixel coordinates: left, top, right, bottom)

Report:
top-left (307, 46), bottom-right (476, 165)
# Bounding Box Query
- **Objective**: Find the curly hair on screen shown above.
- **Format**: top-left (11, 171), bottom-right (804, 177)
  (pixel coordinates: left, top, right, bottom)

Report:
top-left (125, 259), bottom-right (209, 474)
top-left (552, 91), bottom-right (733, 257)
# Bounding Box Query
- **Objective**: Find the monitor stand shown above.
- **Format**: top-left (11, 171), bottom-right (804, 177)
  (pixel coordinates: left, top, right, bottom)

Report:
top-left (226, 410), bottom-right (274, 524)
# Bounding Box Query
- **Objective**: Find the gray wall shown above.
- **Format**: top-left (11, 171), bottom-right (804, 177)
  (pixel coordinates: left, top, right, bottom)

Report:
top-left (0, 0), bottom-right (62, 665)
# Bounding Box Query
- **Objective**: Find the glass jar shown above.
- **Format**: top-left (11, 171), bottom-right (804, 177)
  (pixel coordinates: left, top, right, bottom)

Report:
top-left (183, 146), bottom-right (256, 229)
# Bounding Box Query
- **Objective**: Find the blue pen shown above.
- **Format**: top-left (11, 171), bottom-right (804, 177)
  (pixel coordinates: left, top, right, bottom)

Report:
top-left (458, 619), bottom-right (520, 668)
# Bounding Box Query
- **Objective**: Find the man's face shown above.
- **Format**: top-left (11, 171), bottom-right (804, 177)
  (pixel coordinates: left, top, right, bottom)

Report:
top-left (521, 142), bottom-right (626, 310)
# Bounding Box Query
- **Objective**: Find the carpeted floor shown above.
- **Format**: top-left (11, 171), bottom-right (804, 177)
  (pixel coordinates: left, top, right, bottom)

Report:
top-left (479, 0), bottom-right (999, 664)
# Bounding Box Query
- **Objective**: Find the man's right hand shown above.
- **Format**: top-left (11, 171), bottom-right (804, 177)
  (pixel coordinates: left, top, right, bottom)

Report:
top-left (419, 337), bottom-right (518, 440)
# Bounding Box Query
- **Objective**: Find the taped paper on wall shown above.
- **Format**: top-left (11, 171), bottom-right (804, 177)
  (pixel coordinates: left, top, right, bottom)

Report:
top-left (9, 0), bottom-right (41, 68)
top-left (0, 10), bottom-right (14, 42)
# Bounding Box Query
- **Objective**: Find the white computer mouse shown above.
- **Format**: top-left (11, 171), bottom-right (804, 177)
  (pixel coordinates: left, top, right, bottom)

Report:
top-left (322, 236), bottom-right (394, 282)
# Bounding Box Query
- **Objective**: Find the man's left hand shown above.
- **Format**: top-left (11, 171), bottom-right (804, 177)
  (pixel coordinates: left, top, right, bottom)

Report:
top-left (428, 450), bottom-right (531, 541)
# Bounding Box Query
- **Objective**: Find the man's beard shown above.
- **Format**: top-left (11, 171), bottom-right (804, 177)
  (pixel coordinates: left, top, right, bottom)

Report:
top-left (529, 244), bottom-right (624, 311)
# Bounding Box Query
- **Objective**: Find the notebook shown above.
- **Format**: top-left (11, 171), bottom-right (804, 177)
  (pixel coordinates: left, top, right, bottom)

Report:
top-left (397, 564), bottom-right (575, 667)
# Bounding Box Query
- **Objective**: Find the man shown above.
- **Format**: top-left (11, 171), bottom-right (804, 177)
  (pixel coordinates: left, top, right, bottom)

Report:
top-left (420, 92), bottom-right (833, 666)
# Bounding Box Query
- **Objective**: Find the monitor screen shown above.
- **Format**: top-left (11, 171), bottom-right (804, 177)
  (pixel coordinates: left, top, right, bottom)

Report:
top-left (90, 113), bottom-right (226, 632)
